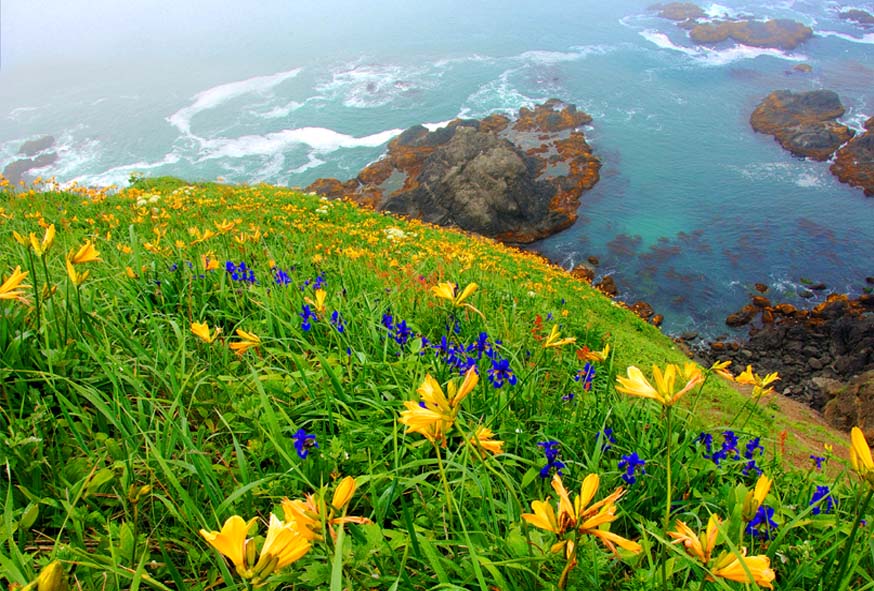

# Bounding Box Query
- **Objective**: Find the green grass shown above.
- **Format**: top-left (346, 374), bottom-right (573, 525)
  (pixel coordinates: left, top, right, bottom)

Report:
top-left (0, 175), bottom-right (870, 590)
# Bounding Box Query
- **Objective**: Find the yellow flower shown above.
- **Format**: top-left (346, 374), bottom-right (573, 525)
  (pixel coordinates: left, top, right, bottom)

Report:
top-left (710, 360), bottom-right (734, 381)
top-left (469, 426), bottom-right (504, 457)
top-left (201, 253), bottom-right (219, 271)
top-left (35, 560), bottom-right (68, 591)
top-left (252, 513), bottom-right (311, 577)
top-left (615, 364), bottom-right (703, 407)
top-left (65, 258), bottom-right (90, 287)
top-left (850, 427), bottom-right (874, 485)
top-left (741, 475), bottom-right (772, 522)
top-left (543, 325), bottom-right (577, 349)
top-left (431, 281), bottom-right (484, 318)
top-left (18, 224), bottom-right (56, 257)
top-left (281, 495), bottom-right (322, 541)
top-left (522, 473), bottom-right (641, 555)
top-left (577, 343), bottom-right (610, 363)
top-left (68, 240), bottom-right (101, 264)
top-left (0, 266), bottom-right (30, 303)
top-left (199, 515), bottom-right (257, 576)
top-left (735, 365), bottom-right (780, 398)
top-left (399, 367), bottom-right (478, 445)
top-left (304, 288), bottom-right (327, 316)
top-left (710, 551), bottom-right (776, 589)
top-left (668, 514), bottom-right (720, 564)
top-left (214, 219), bottom-right (236, 232)
top-left (191, 321), bottom-right (221, 344)
top-left (229, 329), bottom-right (260, 356)
top-left (331, 476), bottom-right (357, 510)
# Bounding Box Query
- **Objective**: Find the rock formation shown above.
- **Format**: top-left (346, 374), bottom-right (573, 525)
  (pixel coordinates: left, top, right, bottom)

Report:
top-left (689, 19), bottom-right (812, 50)
top-left (831, 117), bottom-right (874, 197)
top-left (750, 90), bottom-right (854, 161)
top-left (306, 100), bottom-right (601, 243)
top-left (2, 136), bottom-right (58, 186)
top-left (652, 2), bottom-right (706, 21)
top-left (840, 9), bottom-right (874, 26)
top-left (701, 292), bottom-right (874, 415)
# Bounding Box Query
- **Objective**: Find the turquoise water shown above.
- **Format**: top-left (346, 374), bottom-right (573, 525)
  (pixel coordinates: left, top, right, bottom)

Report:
top-left (2, 0), bottom-right (873, 335)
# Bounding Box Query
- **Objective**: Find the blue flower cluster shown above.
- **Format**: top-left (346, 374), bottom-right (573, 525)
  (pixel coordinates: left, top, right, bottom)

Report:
top-left (618, 452), bottom-right (646, 485)
top-left (809, 455), bottom-right (826, 471)
top-left (273, 266), bottom-right (293, 286)
top-left (538, 440), bottom-right (565, 478)
top-left (292, 428), bottom-right (318, 460)
top-left (382, 313), bottom-right (413, 347)
top-left (574, 363), bottom-right (596, 392)
top-left (225, 261), bottom-right (256, 283)
top-left (809, 485), bottom-right (835, 515)
top-left (746, 505), bottom-right (778, 539)
top-left (698, 430), bottom-right (764, 473)
top-left (300, 305), bottom-right (318, 332)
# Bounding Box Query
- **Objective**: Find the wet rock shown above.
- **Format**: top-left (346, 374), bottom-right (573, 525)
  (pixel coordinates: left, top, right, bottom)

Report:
top-left (840, 9), bottom-right (874, 26)
top-left (690, 18), bottom-right (812, 50)
top-left (750, 90), bottom-right (854, 161)
top-left (307, 99), bottom-right (601, 243)
top-left (808, 282), bottom-right (827, 291)
top-left (652, 2), bottom-right (706, 21)
top-left (569, 264), bottom-right (595, 283)
top-left (751, 295), bottom-right (771, 308)
top-left (680, 331), bottom-right (699, 341)
top-left (18, 135), bottom-right (55, 157)
top-left (595, 275), bottom-right (618, 297)
top-left (830, 117), bottom-right (874, 197)
top-left (792, 63), bottom-right (813, 73)
top-left (630, 301), bottom-right (654, 319)
top-left (754, 282), bottom-right (769, 293)
top-left (651, 314), bottom-right (664, 327)
top-left (798, 289), bottom-right (814, 298)
top-left (2, 153), bottom-right (59, 187)
top-left (726, 305), bottom-right (756, 327)
top-left (866, 276), bottom-right (874, 285)
top-left (587, 255), bottom-right (600, 266)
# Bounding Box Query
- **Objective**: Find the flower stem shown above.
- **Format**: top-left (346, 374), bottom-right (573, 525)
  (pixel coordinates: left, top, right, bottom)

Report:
top-left (832, 487), bottom-right (873, 591)
top-left (434, 443), bottom-right (454, 532)
top-left (662, 405), bottom-right (674, 591)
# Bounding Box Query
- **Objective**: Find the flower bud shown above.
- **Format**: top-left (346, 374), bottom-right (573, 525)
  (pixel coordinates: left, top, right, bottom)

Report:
top-left (37, 561), bottom-right (68, 591)
top-left (331, 476), bottom-right (356, 510)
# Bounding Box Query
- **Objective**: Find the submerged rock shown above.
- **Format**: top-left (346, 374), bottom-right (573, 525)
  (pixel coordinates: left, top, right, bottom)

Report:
top-left (652, 2), bottom-right (706, 21)
top-left (831, 117), bottom-right (874, 197)
top-left (306, 99), bottom-right (601, 243)
top-left (750, 90), bottom-right (854, 161)
top-left (840, 9), bottom-right (874, 26)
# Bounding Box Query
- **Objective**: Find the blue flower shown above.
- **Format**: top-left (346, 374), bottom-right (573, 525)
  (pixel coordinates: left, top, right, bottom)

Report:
top-left (393, 320), bottom-right (412, 346)
top-left (487, 357), bottom-right (517, 389)
top-left (697, 432), bottom-right (713, 454)
top-left (300, 305), bottom-right (317, 331)
top-left (292, 428), bottom-right (318, 459)
top-left (809, 485), bottom-right (835, 515)
top-left (810, 455), bottom-right (825, 471)
top-left (537, 440), bottom-right (565, 478)
top-left (618, 452), bottom-right (646, 485)
top-left (745, 505), bottom-right (778, 539)
top-left (330, 310), bottom-right (345, 333)
top-left (743, 459), bottom-right (762, 477)
top-left (745, 437), bottom-right (764, 459)
top-left (574, 363), bottom-right (596, 392)
top-left (273, 267), bottom-right (292, 285)
top-left (597, 427), bottom-right (617, 452)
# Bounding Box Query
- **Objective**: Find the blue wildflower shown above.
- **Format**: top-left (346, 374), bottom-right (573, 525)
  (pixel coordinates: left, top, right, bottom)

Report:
top-left (300, 304), bottom-right (317, 331)
top-left (330, 310), bottom-right (345, 333)
top-left (393, 320), bottom-right (412, 346)
top-left (743, 459), bottom-right (763, 477)
top-left (810, 455), bottom-right (825, 471)
top-left (745, 437), bottom-right (764, 459)
top-left (618, 452), bottom-right (646, 485)
top-left (273, 267), bottom-right (292, 286)
top-left (538, 440), bottom-right (565, 478)
top-left (746, 505), bottom-right (778, 539)
top-left (597, 427), bottom-right (617, 452)
top-left (574, 363), bottom-right (596, 392)
top-left (809, 485), bottom-right (835, 515)
top-left (292, 428), bottom-right (318, 459)
top-left (562, 392), bottom-right (575, 402)
top-left (488, 357), bottom-right (517, 389)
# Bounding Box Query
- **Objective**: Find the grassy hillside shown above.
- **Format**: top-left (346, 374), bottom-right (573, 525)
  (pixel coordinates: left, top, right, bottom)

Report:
top-left (0, 176), bottom-right (869, 590)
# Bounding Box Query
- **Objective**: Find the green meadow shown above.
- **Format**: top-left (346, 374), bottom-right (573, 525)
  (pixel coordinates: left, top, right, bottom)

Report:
top-left (0, 175), bottom-right (871, 590)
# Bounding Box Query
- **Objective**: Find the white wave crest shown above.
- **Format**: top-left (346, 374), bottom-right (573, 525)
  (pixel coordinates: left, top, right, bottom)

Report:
top-left (463, 69), bottom-right (548, 118)
top-left (639, 29), bottom-right (806, 65)
top-left (818, 29), bottom-right (874, 44)
top-left (168, 67), bottom-right (303, 135)
top-left (71, 151), bottom-right (182, 187)
top-left (315, 63), bottom-right (430, 109)
top-left (513, 45), bottom-right (611, 65)
top-left (197, 126), bottom-right (403, 161)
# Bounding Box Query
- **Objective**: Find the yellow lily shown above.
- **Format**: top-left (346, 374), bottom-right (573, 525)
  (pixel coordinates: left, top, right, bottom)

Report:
top-left (543, 325), bottom-right (577, 349)
top-left (668, 514), bottom-right (721, 564)
top-left (199, 515), bottom-right (257, 576)
top-left (710, 551), bottom-right (775, 589)
top-left (735, 365), bottom-right (780, 398)
top-left (68, 240), bottom-right (101, 264)
top-left (229, 329), bottom-right (260, 356)
top-left (0, 266), bottom-right (30, 303)
top-left (850, 427), bottom-right (874, 484)
top-left (709, 360), bottom-right (734, 381)
top-left (578, 343), bottom-right (610, 363)
top-left (191, 321), bottom-right (221, 344)
top-left (742, 474), bottom-right (772, 522)
top-left (65, 259), bottom-right (90, 287)
top-left (18, 224), bottom-right (56, 257)
top-left (280, 495), bottom-right (322, 541)
top-left (431, 281), bottom-right (484, 318)
top-left (399, 367), bottom-right (478, 445)
top-left (469, 426), bottom-right (504, 457)
top-left (616, 363), bottom-right (703, 407)
top-left (201, 252), bottom-right (219, 271)
top-left (252, 514), bottom-right (311, 576)
top-left (304, 288), bottom-right (327, 316)
top-left (331, 476), bottom-right (357, 510)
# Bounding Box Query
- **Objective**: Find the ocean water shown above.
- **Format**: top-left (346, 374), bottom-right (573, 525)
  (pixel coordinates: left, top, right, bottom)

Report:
top-left (2, 0), bottom-right (873, 336)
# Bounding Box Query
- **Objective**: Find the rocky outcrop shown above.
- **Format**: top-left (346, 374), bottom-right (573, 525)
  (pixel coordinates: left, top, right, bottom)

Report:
top-left (750, 90), bottom-right (854, 161)
top-left (701, 293), bottom-right (874, 412)
top-left (831, 117), bottom-right (874, 197)
top-left (2, 136), bottom-right (58, 186)
top-left (840, 9), bottom-right (874, 26)
top-left (689, 19), bottom-right (812, 50)
top-left (652, 2), bottom-right (706, 21)
top-left (818, 371), bottom-right (874, 439)
top-left (306, 100), bottom-right (601, 243)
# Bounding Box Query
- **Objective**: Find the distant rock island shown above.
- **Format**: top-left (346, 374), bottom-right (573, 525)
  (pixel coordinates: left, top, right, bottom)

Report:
top-left (307, 100), bottom-right (600, 243)
top-left (840, 9), bottom-right (874, 26)
top-left (651, 2), bottom-right (813, 50)
top-left (750, 90), bottom-right (853, 161)
top-left (2, 135), bottom-right (58, 186)
top-left (750, 90), bottom-right (874, 197)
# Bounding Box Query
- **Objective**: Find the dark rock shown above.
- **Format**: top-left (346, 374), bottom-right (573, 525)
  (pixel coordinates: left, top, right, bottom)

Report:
top-left (754, 282), bottom-right (769, 293)
top-left (680, 331), bottom-right (699, 341)
top-left (831, 117), bottom-right (874, 197)
top-left (751, 295), bottom-right (771, 308)
top-left (866, 276), bottom-right (874, 285)
top-left (821, 370), bottom-right (874, 438)
top-left (569, 264), bottom-right (595, 283)
top-left (750, 90), bottom-right (854, 161)
top-left (630, 301), bottom-right (655, 319)
top-left (840, 9), bottom-right (874, 26)
top-left (306, 99), bottom-right (601, 243)
top-left (726, 305), bottom-right (756, 327)
top-left (595, 275), bottom-right (618, 297)
top-left (808, 357), bottom-right (824, 370)
top-left (798, 289), bottom-right (814, 298)
top-left (808, 282), bottom-right (827, 291)
top-left (792, 63), bottom-right (813, 73)
top-left (690, 18), bottom-right (812, 50)
top-left (587, 255), bottom-right (600, 266)
top-left (653, 2), bottom-right (706, 21)
top-left (18, 135), bottom-right (55, 157)
top-left (651, 314), bottom-right (664, 327)
top-left (2, 152), bottom-right (59, 187)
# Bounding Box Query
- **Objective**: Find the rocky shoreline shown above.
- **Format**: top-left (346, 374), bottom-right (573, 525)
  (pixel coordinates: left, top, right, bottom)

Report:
top-left (307, 100), bottom-right (600, 244)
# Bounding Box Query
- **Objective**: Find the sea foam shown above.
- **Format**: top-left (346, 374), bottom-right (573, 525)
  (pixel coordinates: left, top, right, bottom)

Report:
top-left (639, 29), bottom-right (806, 65)
top-left (168, 67), bottom-right (303, 135)
top-left (818, 29), bottom-right (874, 44)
